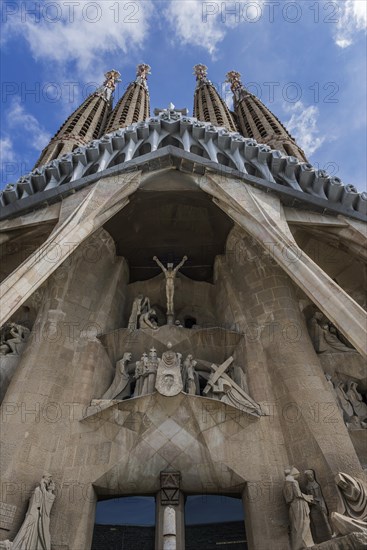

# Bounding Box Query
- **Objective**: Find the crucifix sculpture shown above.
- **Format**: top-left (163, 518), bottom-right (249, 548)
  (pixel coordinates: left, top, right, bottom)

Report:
top-left (153, 255), bottom-right (188, 325)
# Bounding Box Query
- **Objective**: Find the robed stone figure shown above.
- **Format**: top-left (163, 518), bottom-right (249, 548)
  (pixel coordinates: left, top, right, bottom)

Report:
top-left (283, 468), bottom-right (314, 550)
top-left (101, 353), bottom-right (132, 400)
top-left (304, 469), bottom-right (332, 543)
top-left (4, 474), bottom-right (55, 550)
top-left (330, 472), bottom-right (367, 536)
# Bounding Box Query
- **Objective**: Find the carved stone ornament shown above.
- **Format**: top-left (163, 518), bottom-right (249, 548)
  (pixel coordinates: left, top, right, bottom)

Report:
top-left (160, 471), bottom-right (181, 506)
top-left (3, 112), bottom-right (365, 217)
top-left (155, 343), bottom-right (183, 397)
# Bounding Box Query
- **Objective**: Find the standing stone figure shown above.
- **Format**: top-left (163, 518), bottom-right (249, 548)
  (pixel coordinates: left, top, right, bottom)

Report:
top-left (153, 256), bottom-right (188, 324)
top-left (283, 467), bottom-right (314, 550)
top-left (133, 353), bottom-right (148, 397)
top-left (304, 469), bottom-right (333, 543)
top-left (183, 355), bottom-right (198, 395)
top-left (101, 352), bottom-right (132, 400)
top-left (142, 348), bottom-right (159, 395)
top-left (128, 295), bottom-right (150, 330)
top-left (3, 474), bottom-right (55, 550)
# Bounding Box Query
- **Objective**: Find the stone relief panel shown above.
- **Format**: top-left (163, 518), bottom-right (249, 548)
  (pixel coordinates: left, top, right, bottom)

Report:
top-left (93, 333), bottom-right (262, 417)
top-left (307, 310), bottom-right (356, 354)
top-left (325, 375), bottom-right (367, 431)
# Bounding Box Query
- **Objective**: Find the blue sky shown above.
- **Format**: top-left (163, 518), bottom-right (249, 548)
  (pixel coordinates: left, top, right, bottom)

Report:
top-left (1, 0), bottom-right (366, 190)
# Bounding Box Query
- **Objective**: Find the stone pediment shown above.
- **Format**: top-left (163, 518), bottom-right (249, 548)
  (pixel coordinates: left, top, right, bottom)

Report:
top-left (1, 111), bottom-right (366, 221)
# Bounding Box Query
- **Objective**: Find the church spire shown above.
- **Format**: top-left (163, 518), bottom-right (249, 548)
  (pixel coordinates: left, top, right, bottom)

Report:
top-left (193, 64), bottom-right (237, 133)
top-left (34, 70), bottom-right (121, 169)
top-left (105, 63), bottom-right (151, 134)
top-left (226, 70), bottom-right (307, 162)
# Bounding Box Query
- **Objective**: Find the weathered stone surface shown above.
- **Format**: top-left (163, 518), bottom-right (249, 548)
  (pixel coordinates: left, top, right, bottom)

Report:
top-left (312, 532), bottom-right (367, 550)
top-left (0, 165), bottom-right (365, 550)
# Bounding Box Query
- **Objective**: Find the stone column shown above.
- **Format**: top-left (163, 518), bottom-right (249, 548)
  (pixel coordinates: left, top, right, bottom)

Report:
top-left (156, 471), bottom-right (185, 550)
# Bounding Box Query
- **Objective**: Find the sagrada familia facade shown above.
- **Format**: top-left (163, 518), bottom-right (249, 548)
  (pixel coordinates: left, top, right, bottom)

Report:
top-left (0, 64), bottom-right (366, 550)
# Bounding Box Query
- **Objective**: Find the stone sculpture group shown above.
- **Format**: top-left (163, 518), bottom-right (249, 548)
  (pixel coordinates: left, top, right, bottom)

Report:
top-left (283, 468), bottom-right (367, 549)
top-left (326, 375), bottom-right (367, 430)
top-left (98, 343), bottom-right (262, 416)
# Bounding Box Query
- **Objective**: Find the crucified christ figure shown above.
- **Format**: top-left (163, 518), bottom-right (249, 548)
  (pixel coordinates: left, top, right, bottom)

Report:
top-left (153, 255), bottom-right (188, 322)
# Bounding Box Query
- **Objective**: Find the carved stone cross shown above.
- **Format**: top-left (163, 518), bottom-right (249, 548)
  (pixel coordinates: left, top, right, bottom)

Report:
top-left (203, 356), bottom-right (234, 395)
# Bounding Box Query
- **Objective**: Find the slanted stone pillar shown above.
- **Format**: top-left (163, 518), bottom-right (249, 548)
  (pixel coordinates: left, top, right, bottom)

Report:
top-left (156, 471), bottom-right (185, 550)
top-left (200, 174), bottom-right (367, 358)
top-left (0, 171), bottom-right (140, 326)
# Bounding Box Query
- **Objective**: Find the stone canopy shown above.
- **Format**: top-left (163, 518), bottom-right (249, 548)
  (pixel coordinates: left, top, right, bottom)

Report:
top-left (1, 109), bottom-right (366, 221)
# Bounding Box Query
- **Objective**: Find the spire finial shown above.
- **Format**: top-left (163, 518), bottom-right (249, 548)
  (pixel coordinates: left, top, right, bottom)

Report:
top-left (96, 69), bottom-right (121, 101)
top-left (193, 64), bottom-right (209, 84)
top-left (226, 71), bottom-right (245, 94)
top-left (136, 63), bottom-right (151, 88)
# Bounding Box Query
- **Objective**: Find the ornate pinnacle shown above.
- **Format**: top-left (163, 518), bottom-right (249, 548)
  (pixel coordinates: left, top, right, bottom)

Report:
top-left (193, 64), bottom-right (208, 84)
top-left (103, 69), bottom-right (122, 90)
top-left (136, 63), bottom-right (151, 87)
top-left (96, 69), bottom-right (121, 101)
top-left (226, 71), bottom-right (245, 93)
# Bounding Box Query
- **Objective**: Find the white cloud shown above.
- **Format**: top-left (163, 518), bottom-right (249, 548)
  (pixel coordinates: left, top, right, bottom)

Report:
top-left (0, 137), bottom-right (16, 163)
top-left (6, 98), bottom-right (51, 151)
top-left (3, 1), bottom-right (153, 77)
top-left (165, 0), bottom-right (264, 56)
top-left (334, 0), bottom-right (367, 48)
top-left (164, 1), bottom-right (225, 56)
top-left (285, 101), bottom-right (325, 156)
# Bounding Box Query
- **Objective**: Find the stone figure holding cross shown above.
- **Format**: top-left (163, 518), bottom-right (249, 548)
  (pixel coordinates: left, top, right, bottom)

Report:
top-left (203, 357), bottom-right (262, 416)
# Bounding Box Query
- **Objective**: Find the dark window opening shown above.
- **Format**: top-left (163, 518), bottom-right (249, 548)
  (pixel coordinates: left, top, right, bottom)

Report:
top-left (91, 496), bottom-right (155, 550)
top-left (185, 495), bottom-right (247, 550)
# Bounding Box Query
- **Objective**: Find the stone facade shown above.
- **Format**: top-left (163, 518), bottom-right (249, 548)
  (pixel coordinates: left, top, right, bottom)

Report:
top-left (0, 72), bottom-right (366, 550)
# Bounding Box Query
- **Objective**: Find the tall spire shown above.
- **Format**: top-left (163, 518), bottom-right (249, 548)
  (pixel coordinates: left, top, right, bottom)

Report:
top-left (34, 70), bottom-right (121, 169)
top-left (226, 70), bottom-right (307, 162)
top-left (105, 63), bottom-right (151, 133)
top-left (193, 64), bottom-right (237, 133)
